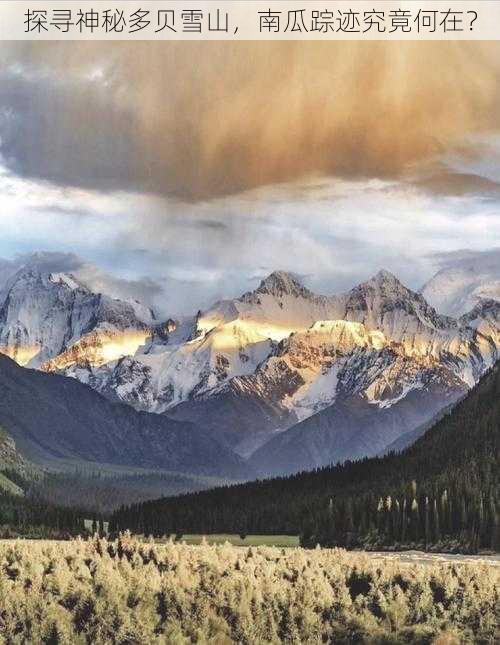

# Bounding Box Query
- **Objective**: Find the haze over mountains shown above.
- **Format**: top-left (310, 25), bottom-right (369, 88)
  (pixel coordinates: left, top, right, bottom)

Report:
top-left (0, 253), bottom-right (498, 478)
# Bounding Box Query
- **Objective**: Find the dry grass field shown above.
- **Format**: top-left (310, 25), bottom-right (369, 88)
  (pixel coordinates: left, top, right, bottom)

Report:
top-left (0, 535), bottom-right (497, 644)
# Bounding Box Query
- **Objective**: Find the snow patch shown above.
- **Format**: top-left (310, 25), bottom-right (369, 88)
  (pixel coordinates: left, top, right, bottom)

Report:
top-left (49, 273), bottom-right (82, 291)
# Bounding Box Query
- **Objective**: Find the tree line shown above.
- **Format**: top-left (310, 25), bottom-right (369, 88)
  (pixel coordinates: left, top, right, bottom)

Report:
top-left (0, 486), bottom-right (86, 539)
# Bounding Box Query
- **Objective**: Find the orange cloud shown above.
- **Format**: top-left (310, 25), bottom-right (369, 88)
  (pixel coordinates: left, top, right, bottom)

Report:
top-left (2, 41), bottom-right (500, 200)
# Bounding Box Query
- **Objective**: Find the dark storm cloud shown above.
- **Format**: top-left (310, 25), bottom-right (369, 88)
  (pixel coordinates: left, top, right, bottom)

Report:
top-left (2, 42), bottom-right (500, 201)
top-left (0, 58), bottom-right (139, 194)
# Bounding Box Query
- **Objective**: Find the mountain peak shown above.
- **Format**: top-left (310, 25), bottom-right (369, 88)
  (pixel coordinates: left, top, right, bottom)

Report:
top-left (372, 269), bottom-right (402, 285)
top-left (359, 269), bottom-right (412, 296)
top-left (7, 267), bottom-right (87, 294)
top-left (255, 271), bottom-right (310, 299)
top-left (344, 269), bottom-right (456, 332)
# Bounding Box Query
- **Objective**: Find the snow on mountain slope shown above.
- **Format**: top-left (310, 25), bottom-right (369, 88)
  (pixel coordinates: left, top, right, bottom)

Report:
top-left (62, 271), bottom-right (337, 413)
top-left (228, 320), bottom-right (388, 421)
top-left (161, 271), bottom-right (499, 457)
top-left (460, 299), bottom-right (500, 356)
top-left (421, 253), bottom-right (500, 316)
top-left (171, 337), bottom-right (467, 459)
top-left (223, 271), bottom-right (496, 416)
top-left (67, 316), bottom-right (275, 413)
top-left (214, 314), bottom-right (474, 430)
top-left (0, 267), bottom-right (154, 369)
top-left (248, 374), bottom-right (464, 477)
top-left (332, 270), bottom-right (498, 386)
top-left (337, 270), bottom-right (456, 347)
top-left (60, 270), bottom-right (499, 427)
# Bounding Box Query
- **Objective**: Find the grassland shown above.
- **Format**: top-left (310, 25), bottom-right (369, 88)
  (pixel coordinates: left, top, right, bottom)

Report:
top-left (171, 534), bottom-right (300, 547)
top-left (0, 535), bottom-right (497, 644)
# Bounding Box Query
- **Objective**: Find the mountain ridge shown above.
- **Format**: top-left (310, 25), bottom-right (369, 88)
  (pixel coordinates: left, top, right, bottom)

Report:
top-left (166, 270), bottom-right (498, 460)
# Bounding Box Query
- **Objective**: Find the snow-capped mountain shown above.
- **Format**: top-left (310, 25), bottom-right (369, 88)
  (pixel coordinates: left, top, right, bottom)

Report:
top-left (332, 270), bottom-right (498, 385)
top-left (0, 266), bottom-right (154, 369)
top-left (1, 262), bottom-right (499, 474)
top-left (66, 315), bottom-right (275, 413)
top-left (63, 271), bottom-right (341, 413)
top-left (182, 276), bottom-right (493, 455)
top-left (52, 269), bottom-right (499, 461)
top-left (460, 298), bottom-right (500, 344)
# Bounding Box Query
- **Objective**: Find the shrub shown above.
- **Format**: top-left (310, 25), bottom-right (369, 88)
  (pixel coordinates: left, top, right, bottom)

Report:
top-left (0, 535), bottom-right (496, 644)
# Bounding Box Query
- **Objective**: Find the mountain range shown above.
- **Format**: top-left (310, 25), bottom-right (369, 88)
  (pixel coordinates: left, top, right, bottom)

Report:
top-left (0, 256), bottom-right (498, 479)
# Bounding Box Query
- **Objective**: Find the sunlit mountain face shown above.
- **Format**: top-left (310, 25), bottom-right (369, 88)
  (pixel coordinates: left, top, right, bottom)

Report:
top-left (41, 330), bottom-right (153, 372)
top-left (0, 267), bottom-right (154, 372)
top-left (0, 344), bottom-right (40, 367)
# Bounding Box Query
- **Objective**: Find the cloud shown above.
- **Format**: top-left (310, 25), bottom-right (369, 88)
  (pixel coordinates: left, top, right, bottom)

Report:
top-left (0, 52), bottom-right (139, 195)
top-left (413, 170), bottom-right (500, 198)
top-left (28, 204), bottom-right (95, 218)
top-left (422, 247), bottom-right (500, 315)
top-left (1, 155), bottom-right (500, 315)
top-left (427, 248), bottom-right (500, 274)
top-left (1, 42), bottom-right (500, 315)
top-left (409, 135), bottom-right (500, 199)
top-left (2, 42), bottom-right (500, 200)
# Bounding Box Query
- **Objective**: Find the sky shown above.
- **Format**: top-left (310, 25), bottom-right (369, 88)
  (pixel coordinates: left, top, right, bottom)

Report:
top-left (0, 41), bottom-right (499, 316)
